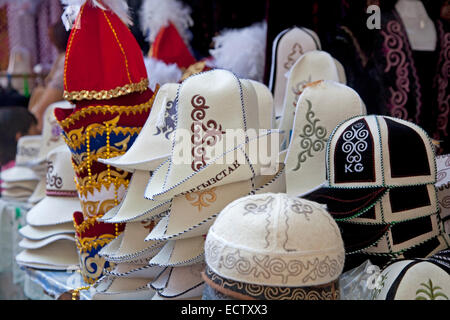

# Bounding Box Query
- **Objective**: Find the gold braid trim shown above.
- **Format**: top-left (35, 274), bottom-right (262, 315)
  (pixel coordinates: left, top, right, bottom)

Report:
top-left (63, 78), bottom-right (149, 101)
top-left (76, 234), bottom-right (116, 252)
top-left (76, 174), bottom-right (129, 198)
top-left (58, 93), bottom-right (155, 129)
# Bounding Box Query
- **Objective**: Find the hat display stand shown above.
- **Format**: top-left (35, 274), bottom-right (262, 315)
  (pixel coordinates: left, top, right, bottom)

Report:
top-left (304, 115), bottom-right (450, 271)
top-left (55, 0), bottom-right (156, 286)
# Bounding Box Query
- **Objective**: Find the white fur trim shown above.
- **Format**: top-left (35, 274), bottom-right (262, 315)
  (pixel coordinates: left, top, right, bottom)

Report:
top-left (144, 57), bottom-right (182, 92)
top-left (209, 21), bottom-right (267, 82)
top-left (140, 0), bottom-right (193, 44)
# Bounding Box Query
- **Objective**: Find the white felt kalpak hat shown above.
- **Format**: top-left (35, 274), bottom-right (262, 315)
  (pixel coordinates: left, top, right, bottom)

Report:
top-left (244, 79), bottom-right (274, 130)
top-left (268, 26), bottom-right (322, 117)
top-left (99, 220), bottom-right (165, 263)
top-left (19, 222), bottom-right (74, 240)
top-left (1, 135), bottom-right (42, 183)
top-left (277, 51), bottom-right (346, 148)
top-left (107, 263), bottom-right (165, 279)
top-left (373, 258), bottom-right (450, 300)
top-left (205, 193), bottom-right (345, 288)
top-left (26, 145), bottom-right (81, 226)
top-left (150, 262), bottom-right (205, 300)
top-left (92, 276), bottom-right (155, 300)
top-left (32, 100), bottom-right (69, 165)
top-left (1, 180), bottom-right (38, 191)
top-left (27, 178), bottom-right (46, 205)
top-left (149, 236), bottom-right (205, 267)
top-left (145, 164), bottom-right (286, 242)
top-left (285, 80), bottom-right (366, 197)
top-left (15, 239), bottom-right (79, 270)
top-left (99, 83), bottom-right (179, 172)
top-left (144, 69), bottom-right (279, 202)
top-left (19, 234), bottom-right (75, 249)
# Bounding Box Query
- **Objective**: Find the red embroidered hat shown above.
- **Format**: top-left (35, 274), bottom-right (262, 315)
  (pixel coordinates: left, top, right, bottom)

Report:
top-left (63, 0), bottom-right (149, 101)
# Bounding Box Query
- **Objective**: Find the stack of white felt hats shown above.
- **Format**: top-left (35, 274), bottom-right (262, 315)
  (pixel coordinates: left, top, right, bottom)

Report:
top-left (16, 145), bottom-right (80, 271)
top-left (1, 135), bottom-right (42, 202)
top-left (92, 69), bottom-right (284, 300)
top-left (28, 101), bottom-right (70, 205)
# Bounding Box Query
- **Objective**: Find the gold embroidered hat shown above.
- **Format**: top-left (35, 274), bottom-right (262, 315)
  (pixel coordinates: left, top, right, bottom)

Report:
top-left (144, 69), bottom-right (280, 202)
top-left (203, 193), bottom-right (345, 300)
top-left (26, 145), bottom-right (81, 226)
top-left (284, 80), bottom-right (366, 197)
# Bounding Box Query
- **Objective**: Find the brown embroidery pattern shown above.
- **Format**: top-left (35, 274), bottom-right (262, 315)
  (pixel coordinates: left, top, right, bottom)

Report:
top-left (205, 266), bottom-right (339, 300)
top-left (141, 220), bottom-right (156, 232)
top-left (46, 161), bottom-right (63, 189)
top-left (211, 245), bottom-right (344, 285)
top-left (284, 43), bottom-right (304, 70)
top-left (185, 187), bottom-right (217, 211)
top-left (190, 95), bottom-right (226, 172)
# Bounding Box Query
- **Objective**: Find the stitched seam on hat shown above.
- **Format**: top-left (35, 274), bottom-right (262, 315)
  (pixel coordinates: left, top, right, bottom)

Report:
top-left (102, 11), bottom-right (132, 84)
top-left (157, 281), bottom-right (205, 298)
top-left (104, 242), bottom-right (164, 262)
top-left (106, 265), bottom-right (162, 277)
top-left (151, 252), bottom-right (205, 268)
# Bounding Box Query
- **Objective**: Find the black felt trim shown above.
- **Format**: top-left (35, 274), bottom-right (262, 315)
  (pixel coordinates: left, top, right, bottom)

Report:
top-left (305, 186), bottom-right (387, 219)
top-left (389, 185), bottom-right (431, 213)
top-left (390, 215), bottom-right (434, 245)
top-left (401, 236), bottom-right (441, 259)
top-left (385, 118), bottom-right (430, 178)
top-left (338, 222), bottom-right (390, 253)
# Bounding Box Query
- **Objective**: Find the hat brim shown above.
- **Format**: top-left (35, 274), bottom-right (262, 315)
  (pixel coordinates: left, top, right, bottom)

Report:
top-left (19, 222), bottom-right (75, 240)
top-left (145, 130), bottom-right (280, 202)
top-left (149, 237), bottom-right (205, 267)
top-left (304, 186), bottom-right (388, 220)
top-left (15, 239), bottom-right (79, 270)
top-left (99, 154), bottom-right (170, 173)
top-left (19, 234), bottom-right (75, 249)
top-left (92, 277), bottom-right (154, 300)
top-left (99, 171), bottom-right (171, 223)
top-left (145, 165), bottom-right (286, 242)
top-left (107, 264), bottom-right (165, 279)
top-left (1, 166), bottom-right (40, 182)
top-left (26, 196), bottom-right (81, 226)
top-left (27, 179), bottom-right (47, 204)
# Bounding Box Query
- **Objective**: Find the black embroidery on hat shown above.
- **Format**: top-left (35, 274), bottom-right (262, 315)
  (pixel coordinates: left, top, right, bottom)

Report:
top-left (389, 185), bottom-right (431, 213)
top-left (334, 119), bottom-right (375, 183)
top-left (385, 118), bottom-right (430, 178)
top-left (390, 215), bottom-right (434, 245)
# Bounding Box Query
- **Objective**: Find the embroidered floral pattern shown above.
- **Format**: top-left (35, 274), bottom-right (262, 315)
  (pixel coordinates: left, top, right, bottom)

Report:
top-left (291, 75), bottom-right (312, 108)
top-left (292, 100), bottom-right (327, 171)
top-left (185, 187), bottom-right (217, 211)
top-left (190, 95), bottom-right (226, 172)
top-left (341, 122), bottom-right (369, 173)
top-left (415, 279), bottom-right (449, 300)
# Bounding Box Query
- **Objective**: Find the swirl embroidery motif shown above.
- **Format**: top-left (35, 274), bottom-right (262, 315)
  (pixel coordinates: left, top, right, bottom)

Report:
top-left (291, 75), bottom-right (312, 108)
top-left (218, 249), bottom-right (343, 285)
top-left (381, 20), bottom-right (412, 121)
top-left (46, 161), bottom-right (63, 189)
top-left (50, 121), bottom-right (63, 143)
top-left (341, 122), bottom-right (369, 173)
top-left (292, 100), bottom-right (327, 171)
top-left (284, 43), bottom-right (304, 70)
top-left (434, 21), bottom-right (450, 154)
top-left (154, 99), bottom-right (176, 140)
top-left (191, 95), bottom-right (226, 172)
top-left (243, 196), bottom-right (275, 249)
top-left (437, 155), bottom-right (450, 185)
top-left (185, 187), bottom-right (217, 212)
top-left (141, 220), bottom-right (156, 232)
